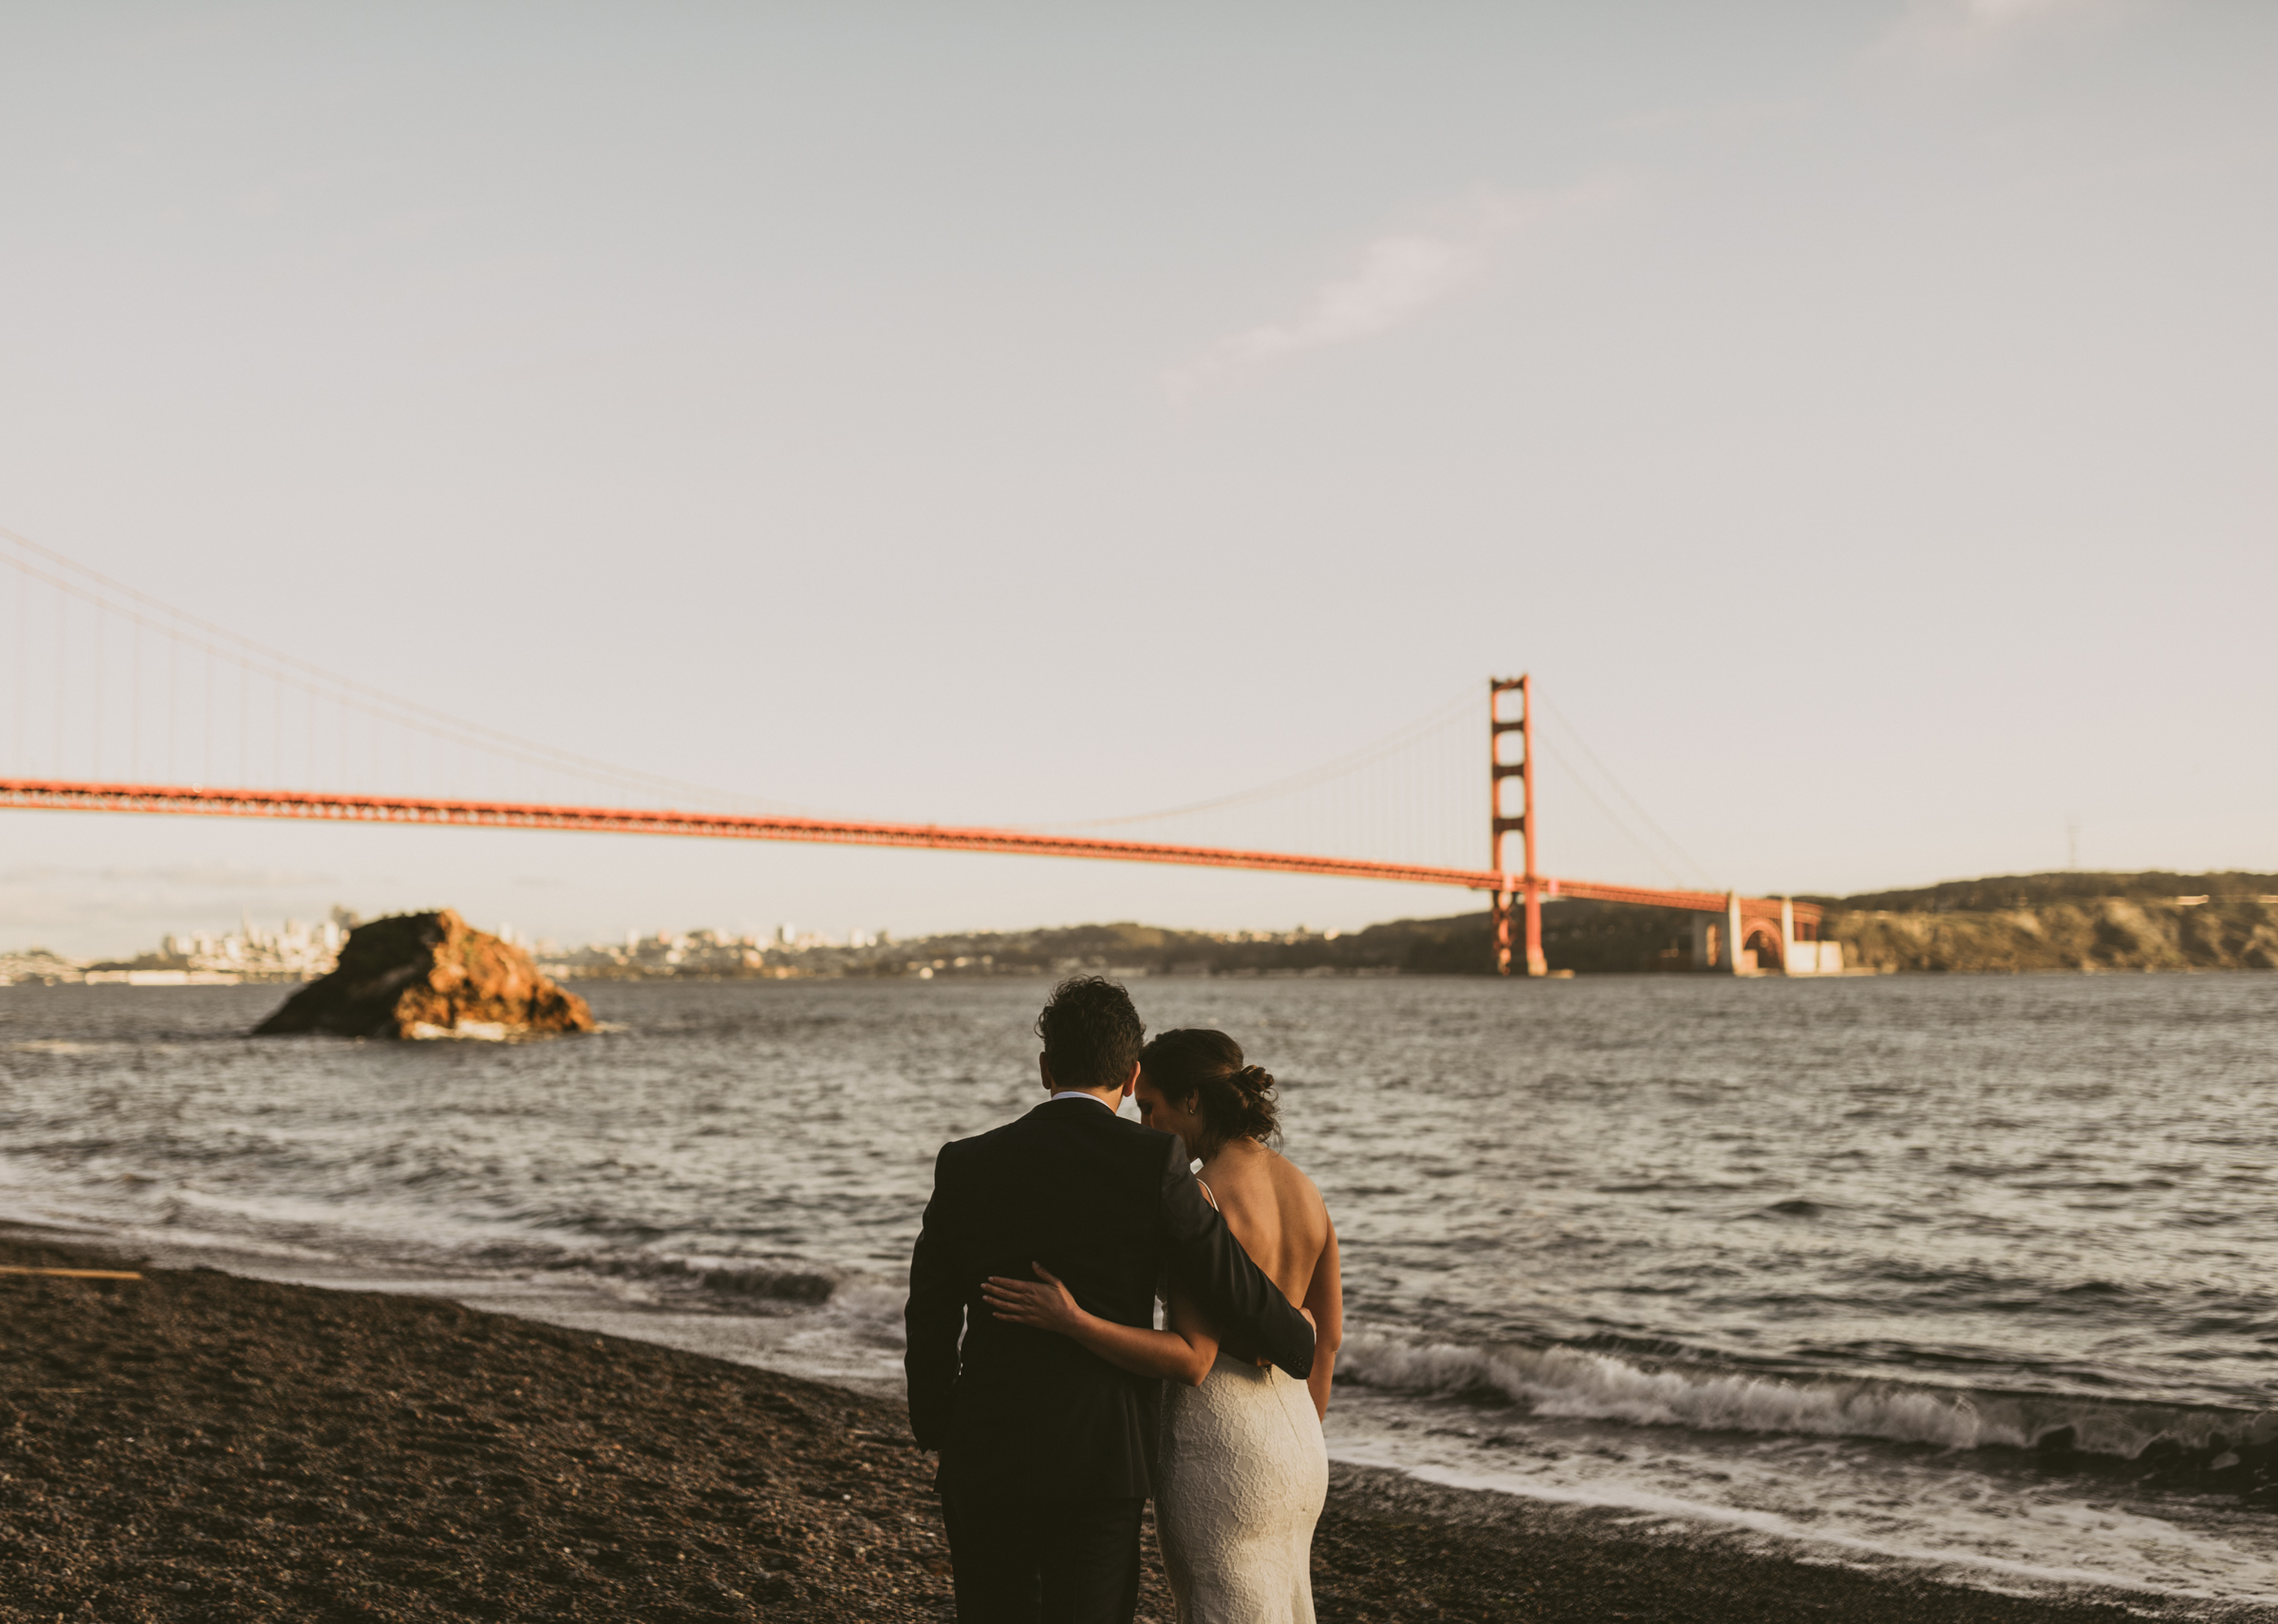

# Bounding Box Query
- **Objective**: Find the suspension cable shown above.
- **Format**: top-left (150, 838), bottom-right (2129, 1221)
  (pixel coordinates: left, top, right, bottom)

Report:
top-left (1539, 695), bottom-right (1717, 888)
top-left (0, 528), bottom-right (829, 814)
top-left (1041, 683), bottom-right (1479, 830)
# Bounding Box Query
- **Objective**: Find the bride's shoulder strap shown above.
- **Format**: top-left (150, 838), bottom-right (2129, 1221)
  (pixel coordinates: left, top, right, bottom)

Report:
top-left (1195, 1177), bottom-right (1219, 1212)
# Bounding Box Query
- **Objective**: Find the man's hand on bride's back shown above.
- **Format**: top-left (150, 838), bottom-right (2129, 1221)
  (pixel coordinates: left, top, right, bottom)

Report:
top-left (981, 1262), bottom-right (1088, 1336)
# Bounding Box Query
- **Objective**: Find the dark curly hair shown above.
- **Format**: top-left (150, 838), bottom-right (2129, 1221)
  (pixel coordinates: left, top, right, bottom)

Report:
top-left (1034, 976), bottom-right (1146, 1093)
top-left (1138, 1028), bottom-right (1279, 1154)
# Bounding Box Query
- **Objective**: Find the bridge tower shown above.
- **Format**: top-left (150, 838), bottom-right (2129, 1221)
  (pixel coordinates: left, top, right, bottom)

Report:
top-left (1489, 675), bottom-right (1546, 977)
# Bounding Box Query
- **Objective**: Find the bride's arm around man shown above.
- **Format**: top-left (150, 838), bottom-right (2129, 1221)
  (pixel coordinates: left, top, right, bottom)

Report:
top-left (985, 1028), bottom-right (1342, 1418)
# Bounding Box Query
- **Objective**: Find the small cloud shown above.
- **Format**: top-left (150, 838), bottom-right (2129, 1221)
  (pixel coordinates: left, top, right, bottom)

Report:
top-left (1963, 0), bottom-right (2084, 21)
top-left (1163, 234), bottom-right (1484, 401)
top-left (1883, 0), bottom-right (2119, 55)
top-left (1162, 185), bottom-right (1610, 401)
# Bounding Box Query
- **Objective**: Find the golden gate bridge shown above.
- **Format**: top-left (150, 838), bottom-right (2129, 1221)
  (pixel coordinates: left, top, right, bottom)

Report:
top-left (0, 529), bottom-right (1821, 975)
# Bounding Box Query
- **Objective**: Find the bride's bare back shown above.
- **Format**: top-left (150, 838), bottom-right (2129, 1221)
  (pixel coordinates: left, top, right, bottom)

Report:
top-left (1198, 1141), bottom-right (1342, 1419)
top-left (1119, 1028), bottom-right (1346, 1419)
top-left (1200, 1141), bottom-right (1326, 1307)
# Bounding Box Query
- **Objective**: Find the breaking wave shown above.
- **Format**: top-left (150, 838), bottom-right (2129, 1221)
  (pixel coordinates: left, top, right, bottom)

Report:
top-left (1337, 1331), bottom-right (2278, 1473)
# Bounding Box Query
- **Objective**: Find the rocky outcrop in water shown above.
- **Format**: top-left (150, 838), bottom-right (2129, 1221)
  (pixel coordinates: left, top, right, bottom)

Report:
top-left (252, 910), bottom-right (594, 1039)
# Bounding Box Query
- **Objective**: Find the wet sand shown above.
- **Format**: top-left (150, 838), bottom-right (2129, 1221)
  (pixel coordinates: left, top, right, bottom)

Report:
top-left (1, 1235), bottom-right (2161, 1622)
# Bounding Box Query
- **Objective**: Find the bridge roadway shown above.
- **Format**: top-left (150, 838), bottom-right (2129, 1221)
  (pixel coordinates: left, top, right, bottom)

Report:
top-left (0, 777), bottom-right (1818, 930)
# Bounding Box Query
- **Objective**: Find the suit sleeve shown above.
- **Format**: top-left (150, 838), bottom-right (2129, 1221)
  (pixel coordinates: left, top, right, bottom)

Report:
top-left (903, 1146), bottom-right (964, 1449)
top-left (1157, 1135), bottom-right (1316, 1380)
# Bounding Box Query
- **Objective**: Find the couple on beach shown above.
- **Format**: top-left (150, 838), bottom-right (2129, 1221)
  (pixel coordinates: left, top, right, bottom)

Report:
top-left (905, 977), bottom-right (1343, 1624)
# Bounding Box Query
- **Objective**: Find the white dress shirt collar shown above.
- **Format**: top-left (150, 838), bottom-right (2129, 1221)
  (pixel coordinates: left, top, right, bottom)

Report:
top-left (1049, 1090), bottom-right (1115, 1110)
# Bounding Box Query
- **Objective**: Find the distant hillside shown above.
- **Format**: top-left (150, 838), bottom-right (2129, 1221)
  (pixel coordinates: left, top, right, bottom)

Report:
top-left (1096, 878), bottom-right (2278, 977)
top-left (552, 905), bottom-right (1687, 981)
top-left (1805, 870), bottom-right (2278, 914)
top-left (1822, 900), bottom-right (2278, 973)
top-left (1212, 874), bottom-right (2278, 976)
top-left (1802, 870), bottom-right (2278, 973)
top-left (1372, 888), bottom-right (2278, 974)
top-left (550, 871), bottom-right (2278, 983)
top-left (819, 905), bottom-right (1692, 979)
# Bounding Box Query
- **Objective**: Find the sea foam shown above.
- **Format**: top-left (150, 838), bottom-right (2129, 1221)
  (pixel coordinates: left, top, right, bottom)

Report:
top-left (1336, 1331), bottom-right (2278, 1466)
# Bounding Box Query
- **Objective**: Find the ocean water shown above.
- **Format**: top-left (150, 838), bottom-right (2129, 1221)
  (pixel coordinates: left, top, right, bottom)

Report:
top-left (3, 974), bottom-right (2274, 1614)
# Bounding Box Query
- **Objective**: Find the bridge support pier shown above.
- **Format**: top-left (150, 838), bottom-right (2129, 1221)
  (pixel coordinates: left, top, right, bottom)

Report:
top-left (1491, 887), bottom-right (1545, 978)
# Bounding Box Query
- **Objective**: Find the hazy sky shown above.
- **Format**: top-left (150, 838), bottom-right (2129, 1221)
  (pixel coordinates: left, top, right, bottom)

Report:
top-left (3, 1), bottom-right (2274, 956)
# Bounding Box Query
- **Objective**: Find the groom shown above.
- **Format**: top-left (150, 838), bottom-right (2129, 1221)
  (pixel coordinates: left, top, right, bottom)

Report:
top-left (906, 977), bottom-right (1315, 1623)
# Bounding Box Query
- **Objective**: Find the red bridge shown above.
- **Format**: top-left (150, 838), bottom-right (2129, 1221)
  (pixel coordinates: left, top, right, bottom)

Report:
top-left (2, 535), bottom-right (1822, 975)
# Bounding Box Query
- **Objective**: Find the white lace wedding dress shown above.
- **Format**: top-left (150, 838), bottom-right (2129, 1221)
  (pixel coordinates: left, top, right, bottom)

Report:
top-left (1154, 1348), bottom-right (1329, 1622)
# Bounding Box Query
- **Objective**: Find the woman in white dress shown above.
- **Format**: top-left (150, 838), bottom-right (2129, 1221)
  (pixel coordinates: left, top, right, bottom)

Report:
top-left (983, 1030), bottom-right (1343, 1624)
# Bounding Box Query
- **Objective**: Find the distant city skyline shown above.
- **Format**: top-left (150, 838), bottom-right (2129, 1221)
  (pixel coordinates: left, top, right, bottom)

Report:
top-left (0, 904), bottom-right (1363, 980)
top-left (4, 1), bottom-right (2274, 956)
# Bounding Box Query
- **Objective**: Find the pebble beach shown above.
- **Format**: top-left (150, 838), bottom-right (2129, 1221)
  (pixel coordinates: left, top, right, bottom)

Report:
top-left (1, 1232), bottom-right (2177, 1624)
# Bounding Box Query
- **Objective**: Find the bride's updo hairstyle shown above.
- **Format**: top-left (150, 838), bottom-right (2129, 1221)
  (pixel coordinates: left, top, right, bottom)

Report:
top-left (1139, 1028), bottom-right (1279, 1155)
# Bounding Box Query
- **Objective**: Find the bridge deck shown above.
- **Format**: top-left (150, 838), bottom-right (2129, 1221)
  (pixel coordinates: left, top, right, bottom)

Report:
top-left (0, 778), bottom-right (1819, 925)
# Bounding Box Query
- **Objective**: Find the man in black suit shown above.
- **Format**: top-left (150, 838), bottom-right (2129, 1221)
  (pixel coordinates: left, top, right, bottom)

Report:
top-left (906, 977), bottom-right (1315, 1624)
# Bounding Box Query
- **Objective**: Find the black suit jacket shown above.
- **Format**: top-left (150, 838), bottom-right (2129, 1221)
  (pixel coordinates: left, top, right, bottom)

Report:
top-left (905, 1096), bottom-right (1315, 1499)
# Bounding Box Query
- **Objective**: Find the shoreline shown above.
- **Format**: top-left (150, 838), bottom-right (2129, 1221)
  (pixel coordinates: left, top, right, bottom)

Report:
top-left (1, 1234), bottom-right (2211, 1623)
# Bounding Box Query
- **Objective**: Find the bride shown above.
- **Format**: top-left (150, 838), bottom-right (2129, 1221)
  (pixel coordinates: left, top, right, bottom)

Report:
top-left (983, 1028), bottom-right (1342, 1623)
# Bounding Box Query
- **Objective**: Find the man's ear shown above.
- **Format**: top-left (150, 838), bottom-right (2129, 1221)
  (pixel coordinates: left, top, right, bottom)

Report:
top-left (1118, 1060), bottom-right (1140, 1101)
top-left (1038, 1053), bottom-right (1055, 1094)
